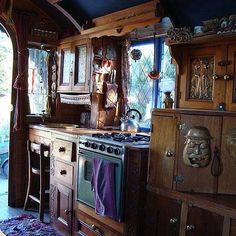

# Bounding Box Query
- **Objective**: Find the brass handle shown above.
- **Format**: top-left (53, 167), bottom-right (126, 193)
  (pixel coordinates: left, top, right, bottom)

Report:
top-left (64, 209), bottom-right (72, 215)
top-left (59, 147), bottom-right (66, 152)
top-left (212, 74), bottom-right (219, 80)
top-left (60, 169), bottom-right (67, 175)
top-left (165, 150), bottom-right (174, 157)
top-left (170, 217), bottom-right (178, 224)
top-left (223, 74), bottom-right (231, 80)
top-left (186, 224), bottom-right (195, 231)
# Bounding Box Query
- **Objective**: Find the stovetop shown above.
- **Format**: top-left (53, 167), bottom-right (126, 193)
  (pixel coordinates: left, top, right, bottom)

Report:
top-left (78, 132), bottom-right (150, 158)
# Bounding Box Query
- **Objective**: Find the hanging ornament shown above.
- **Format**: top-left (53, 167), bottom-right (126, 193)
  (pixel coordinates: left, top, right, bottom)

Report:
top-left (130, 49), bottom-right (142, 62)
top-left (148, 33), bottom-right (160, 80)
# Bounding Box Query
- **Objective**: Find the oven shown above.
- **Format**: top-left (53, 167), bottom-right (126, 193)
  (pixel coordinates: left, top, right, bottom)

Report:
top-left (77, 133), bottom-right (150, 222)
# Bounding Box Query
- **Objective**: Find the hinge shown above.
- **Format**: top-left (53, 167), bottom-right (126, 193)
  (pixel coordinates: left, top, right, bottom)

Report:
top-left (173, 175), bottom-right (184, 183)
top-left (177, 123), bottom-right (187, 130)
top-left (151, 123), bottom-right (153, 133)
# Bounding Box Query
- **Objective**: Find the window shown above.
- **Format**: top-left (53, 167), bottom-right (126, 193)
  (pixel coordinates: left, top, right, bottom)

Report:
top-left (128, 37), bottom-right (176, 128)
top-left (28, 48), bottom-right (49, 115)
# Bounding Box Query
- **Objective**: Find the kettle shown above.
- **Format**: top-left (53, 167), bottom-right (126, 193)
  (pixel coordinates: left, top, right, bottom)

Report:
top-left (120, 109), bottom-right (142, 132)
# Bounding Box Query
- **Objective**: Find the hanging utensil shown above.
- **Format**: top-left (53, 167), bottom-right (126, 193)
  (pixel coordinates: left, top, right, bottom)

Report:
top-left (148, 33), bottom-right (160, 80)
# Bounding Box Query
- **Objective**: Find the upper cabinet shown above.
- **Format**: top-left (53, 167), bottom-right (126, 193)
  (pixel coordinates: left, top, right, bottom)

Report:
top-left (58, 38), bottom-right (91, 93)
top-left (170, 36), bottom-right (236, 112)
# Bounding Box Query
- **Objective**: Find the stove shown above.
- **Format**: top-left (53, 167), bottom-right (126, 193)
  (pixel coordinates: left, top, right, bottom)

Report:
top-left (78, 132), bottom-right (150, 158)
top-left (77, 132), bottom-right (150, 221)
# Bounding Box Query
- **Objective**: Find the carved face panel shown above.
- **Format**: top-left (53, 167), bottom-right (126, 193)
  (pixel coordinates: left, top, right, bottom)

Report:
top-left (183, 126), bottom-right (211, 168)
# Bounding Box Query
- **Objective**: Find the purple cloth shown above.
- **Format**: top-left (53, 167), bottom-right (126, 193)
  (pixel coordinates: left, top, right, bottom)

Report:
top-left (91, 158), bottom-right (117, 220)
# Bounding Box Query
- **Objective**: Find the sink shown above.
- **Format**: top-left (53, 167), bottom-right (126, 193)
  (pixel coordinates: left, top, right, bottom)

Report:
top-left (39, 123), bottom-right (79, 129)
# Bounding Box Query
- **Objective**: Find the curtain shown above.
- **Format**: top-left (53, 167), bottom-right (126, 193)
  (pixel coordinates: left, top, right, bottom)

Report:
top-left (12, 12), bottom-right (29, 131)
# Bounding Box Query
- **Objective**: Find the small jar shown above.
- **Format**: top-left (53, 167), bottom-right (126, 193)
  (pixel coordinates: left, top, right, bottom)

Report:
top-left (163, 91), bottom-right (174, 109)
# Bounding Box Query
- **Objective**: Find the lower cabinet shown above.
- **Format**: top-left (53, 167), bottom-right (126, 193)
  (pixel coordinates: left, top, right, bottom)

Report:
top-left (144, 190), bottom-right (232, 236)
top-left (55, 183), bottom-right (73, 233)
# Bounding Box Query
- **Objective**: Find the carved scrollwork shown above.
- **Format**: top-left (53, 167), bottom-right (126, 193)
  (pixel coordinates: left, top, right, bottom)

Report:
top-left (167, 27), bottom-right (193, 43)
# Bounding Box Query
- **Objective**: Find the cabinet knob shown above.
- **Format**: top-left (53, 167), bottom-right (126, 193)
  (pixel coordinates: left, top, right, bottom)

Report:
top-left (60, 169), bottom-right (67, 175)
top-left (59, 147), bottom-right (66, 152)
top-left (170, 217), bottom-right (178, 224)
top-left (212, 74), bottom-right (219, 80)
top-left (186, 224), bottom-right (195, 231)
top-left (91, 224), bottom-right (103, 234)
top-left (165, 150), bottom-right (174, 157)
top-left (223, 74), bottom-right (231, 80)
top-left (64, 209), bottom-right (72, 215)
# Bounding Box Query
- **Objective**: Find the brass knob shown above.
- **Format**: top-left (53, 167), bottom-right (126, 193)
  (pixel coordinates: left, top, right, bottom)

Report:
top-left (60, 169), bottom-right (67, 175)
top-left (212, 74), bottom-right (219, 80)
top-left (64, 209), bottom-right (72, 215)
top-left (186, 224), bottom-right (195, 231)
top-left (223, 74), bottom-right (231, 80)
top-left (165, 150), bottom-right (174, 157)
top-left (59, 147), bottom-right (65, 152)
top-left (170, 217), bottom-right (178, 224)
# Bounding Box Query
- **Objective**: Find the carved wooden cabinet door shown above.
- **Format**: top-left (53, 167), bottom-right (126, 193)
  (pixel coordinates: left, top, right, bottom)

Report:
top-left (178, 45), bottom-right (226, 110)
top-left (176, 114), bottom-right (221, 193)
top-left (148, 111), bottom-right (180, 189)
top-left (225, 43), bottom-right (236, 111)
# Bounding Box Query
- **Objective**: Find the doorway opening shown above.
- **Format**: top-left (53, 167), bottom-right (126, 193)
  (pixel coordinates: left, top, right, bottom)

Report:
top-left (0, 24), bottom-right (13, 202)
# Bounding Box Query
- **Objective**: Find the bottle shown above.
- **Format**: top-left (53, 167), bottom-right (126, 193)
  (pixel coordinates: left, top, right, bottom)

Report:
top-left (163, 91), bottom-right (174, 109)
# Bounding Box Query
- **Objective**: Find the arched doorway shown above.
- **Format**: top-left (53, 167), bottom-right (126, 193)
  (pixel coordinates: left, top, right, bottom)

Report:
top-left (0, 20), bottom-right (16, 208)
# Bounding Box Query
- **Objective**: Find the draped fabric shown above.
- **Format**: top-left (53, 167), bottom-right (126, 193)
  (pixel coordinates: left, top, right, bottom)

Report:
top-left (121, 38), bottom-right (131, 115)
top-left (12, 12), bottom-right (29, 131)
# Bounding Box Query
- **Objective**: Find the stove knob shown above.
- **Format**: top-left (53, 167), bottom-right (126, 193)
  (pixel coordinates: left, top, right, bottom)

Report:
top-left (99, 144), bottom-right (106, 151)
top-left (114, 148), bottom-right (121, 155)
top-left (107, 146), bottom-right (114, 153)
top-left (91, 143), bottom-right (98, 149)
top-left (84, 142), bottom-right (91, 147)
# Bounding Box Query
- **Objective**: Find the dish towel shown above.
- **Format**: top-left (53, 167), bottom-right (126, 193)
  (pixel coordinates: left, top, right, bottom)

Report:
top-left (91, 158), bottom-right (117, 220)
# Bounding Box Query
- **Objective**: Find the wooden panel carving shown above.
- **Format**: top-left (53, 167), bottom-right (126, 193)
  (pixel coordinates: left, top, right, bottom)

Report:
top-left (189, 56), bottom-right (214, 100)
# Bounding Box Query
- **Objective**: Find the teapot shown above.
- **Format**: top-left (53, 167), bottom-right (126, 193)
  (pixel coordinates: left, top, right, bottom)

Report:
top-left (120, 109), bottom-right (142, 132)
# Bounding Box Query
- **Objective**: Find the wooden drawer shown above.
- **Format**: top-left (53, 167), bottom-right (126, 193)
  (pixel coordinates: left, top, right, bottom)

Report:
top-left (52, 139), bottom-right (75, 162)
top-left (55, 160), bottom-right (74, 186)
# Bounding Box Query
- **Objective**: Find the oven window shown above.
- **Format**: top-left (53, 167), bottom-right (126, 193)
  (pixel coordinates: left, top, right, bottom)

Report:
top-left (84, 160), bottom-right (93, 181)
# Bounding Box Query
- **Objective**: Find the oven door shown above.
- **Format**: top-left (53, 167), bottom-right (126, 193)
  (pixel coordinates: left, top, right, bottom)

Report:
top-left (77, 149), bottom-right (124, 221)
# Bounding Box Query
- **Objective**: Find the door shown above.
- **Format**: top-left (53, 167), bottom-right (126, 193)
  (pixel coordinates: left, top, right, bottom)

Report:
top-left (178, 45), bottom-right (226, 110)
top-left (56, 183), bottom-right (73, 233)
top-left (176, 114), bottom-right (221, 193)
top-left (148, 111), bottom-right (179, 189)
top-left (225, 43), bottom-right (236, 111)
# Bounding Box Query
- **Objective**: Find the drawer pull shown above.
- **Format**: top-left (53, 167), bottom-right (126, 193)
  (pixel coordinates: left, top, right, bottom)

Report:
top-left (170, 217), bottom-right (178, 224)
top-left (91, 224), bottom-right (102, 234)
top-left (165, 150), bottom-right (174, 157)
top-left (59, 147), bottom-right (66, 152)
top-left (60, 170), bottom-right (67, 175)
top-left (64, 209), bottom-right (72, 215)
top-left (186, 224), bottom-right (195, 231)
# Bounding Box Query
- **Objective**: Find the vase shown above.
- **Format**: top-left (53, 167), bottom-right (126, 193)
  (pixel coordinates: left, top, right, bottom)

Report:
top-left (163, 91), bottom-right (174, 109)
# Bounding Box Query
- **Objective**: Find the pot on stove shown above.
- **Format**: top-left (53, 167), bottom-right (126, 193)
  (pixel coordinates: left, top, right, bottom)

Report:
top-left (120, 109), bottom-right (142, 132)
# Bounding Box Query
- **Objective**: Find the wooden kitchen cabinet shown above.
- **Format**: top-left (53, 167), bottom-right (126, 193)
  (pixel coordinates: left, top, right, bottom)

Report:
top-left (171, 37), bottom-right (236, 112)
top-left (58, 38), bottom-right (91, 93)
top-left (50, 132), bottom-right (77, 235)
top-left (146, 108), bottom-right (236, 235)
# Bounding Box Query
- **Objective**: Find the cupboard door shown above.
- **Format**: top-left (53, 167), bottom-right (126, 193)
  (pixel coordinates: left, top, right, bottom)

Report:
top-left (56, 183), bottom-right (73, 233)
top-left (226, 43), bottom-right (236, 111)
top-left (144, 192), bottom-right (181, 236)
top-left (176, 114), bottom-right (221, 193)
top-left (148, 112), bottom-right (179, 189)
top-left (72, 40), bottom-right (91, 92)
top-left (218, 116), bottom-right (236, 194)
top-left (186, 206), bottom-right (223, 236)
top-left (178, 45), bottom-right (226, 110)
top-left (58, 44), bottom-right (74, 91)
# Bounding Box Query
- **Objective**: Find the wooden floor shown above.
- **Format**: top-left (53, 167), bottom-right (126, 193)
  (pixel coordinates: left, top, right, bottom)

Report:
top-left (0, 173), bottom-right (49, 222)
